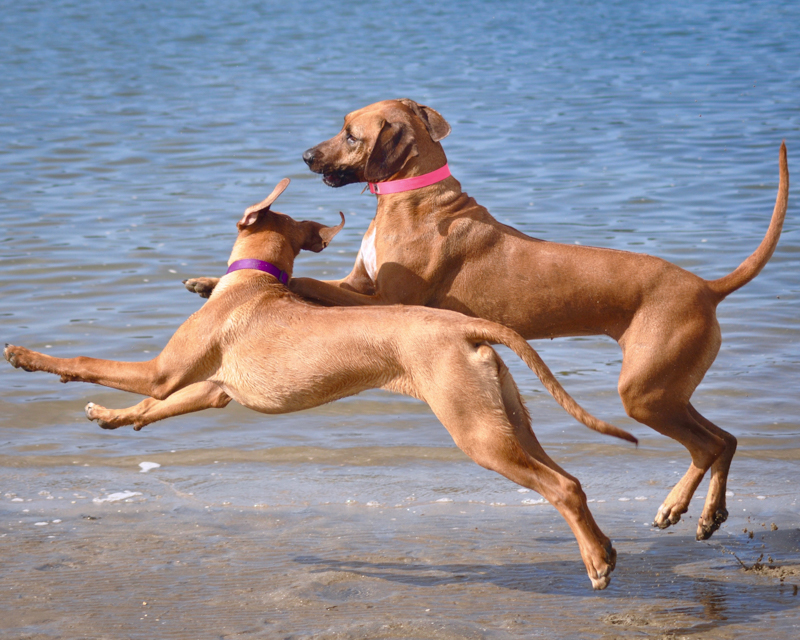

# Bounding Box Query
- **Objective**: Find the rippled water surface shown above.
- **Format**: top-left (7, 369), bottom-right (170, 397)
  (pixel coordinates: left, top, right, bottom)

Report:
top-left (1, 0), bottom-right (799, 637)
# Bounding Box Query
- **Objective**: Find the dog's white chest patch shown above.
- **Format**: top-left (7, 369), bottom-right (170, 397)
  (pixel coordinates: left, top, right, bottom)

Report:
top-left (358, 226), bottom-right (378, 282)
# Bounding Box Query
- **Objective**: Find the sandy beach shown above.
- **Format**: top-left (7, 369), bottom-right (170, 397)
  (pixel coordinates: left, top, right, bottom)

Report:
top-left (2, 450), bottom-right (798, 639)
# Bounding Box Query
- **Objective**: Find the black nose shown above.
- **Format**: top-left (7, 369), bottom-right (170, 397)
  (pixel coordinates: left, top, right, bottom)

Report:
top-left (302, 148), bottom-right (316, 167)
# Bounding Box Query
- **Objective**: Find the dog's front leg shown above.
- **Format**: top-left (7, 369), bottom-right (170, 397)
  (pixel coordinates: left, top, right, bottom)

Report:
top-left (5, 344), bottom-right (180, 399)
top-left (86, 381), bottom-right (231, 430)
top-left (289, 277), bottom-right (387, 307)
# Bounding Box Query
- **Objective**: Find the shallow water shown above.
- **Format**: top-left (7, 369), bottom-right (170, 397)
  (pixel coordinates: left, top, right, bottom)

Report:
top-left (2, 0), bottom-right (799, 637)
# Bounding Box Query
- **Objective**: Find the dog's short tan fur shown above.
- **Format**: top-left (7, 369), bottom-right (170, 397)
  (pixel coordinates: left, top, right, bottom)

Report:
top-left (5, 179), bottom-right (637, 589)
top-left (187, 100), bottom-right (789, 542)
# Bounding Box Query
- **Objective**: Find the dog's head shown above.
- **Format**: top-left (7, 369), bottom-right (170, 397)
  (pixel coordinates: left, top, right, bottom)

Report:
top-left (235, 178), bottom-right (345, 263)
top-left (302, 99), bottom-right (451, 187)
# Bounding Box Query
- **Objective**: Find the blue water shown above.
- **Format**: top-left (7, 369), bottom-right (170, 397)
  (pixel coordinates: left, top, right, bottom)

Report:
top-left (2, 0), bottom-right (799, 479)
top-left (1, 1), bottom-right (799, 635)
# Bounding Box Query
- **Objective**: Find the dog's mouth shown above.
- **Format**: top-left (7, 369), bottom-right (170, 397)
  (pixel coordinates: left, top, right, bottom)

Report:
top-left (321, 169), bottom-right (359, 188)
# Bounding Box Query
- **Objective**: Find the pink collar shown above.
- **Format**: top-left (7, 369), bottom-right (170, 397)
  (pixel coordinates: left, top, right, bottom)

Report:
top-left (368, 163), bottom-right (451, 195)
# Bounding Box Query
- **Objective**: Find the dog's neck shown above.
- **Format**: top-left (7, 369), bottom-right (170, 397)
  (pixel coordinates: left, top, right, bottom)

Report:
top-left (373, 162), bottom-right (469, 219)
top-left (371, 143), bottom-right (465, 211)
top-left (225, 230), bottom-right (296, 284)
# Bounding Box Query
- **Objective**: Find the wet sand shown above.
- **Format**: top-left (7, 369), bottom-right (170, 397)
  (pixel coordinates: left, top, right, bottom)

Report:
top-left (2, 455), bottom-right (798, 640)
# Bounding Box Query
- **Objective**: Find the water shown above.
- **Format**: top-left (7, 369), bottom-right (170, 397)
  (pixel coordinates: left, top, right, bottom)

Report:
top-left (1, 0), bottom-right (799, 637)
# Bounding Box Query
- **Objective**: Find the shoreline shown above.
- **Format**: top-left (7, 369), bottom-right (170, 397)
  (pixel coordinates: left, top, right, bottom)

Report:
top-left (2, 462), bottom-right (798, 639)
top-left (3, 504), bottom-right (799, 639)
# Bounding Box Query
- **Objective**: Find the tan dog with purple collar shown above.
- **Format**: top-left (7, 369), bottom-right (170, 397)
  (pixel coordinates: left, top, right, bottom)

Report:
top-left (187, 99), bottom-right (789, 544)
top-left (5, 179), bottom-right (637, 590)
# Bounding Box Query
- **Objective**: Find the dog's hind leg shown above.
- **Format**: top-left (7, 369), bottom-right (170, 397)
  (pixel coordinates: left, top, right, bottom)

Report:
top-left (422, 343), bottom-right (616, 589)
top-left (620, 391), bottom-right (725, 532)
top-left (617, 318), bottom-right (727, 534)
top-left (85, 381), bottom-right (231, 431)
top-left (495, 356), bottom-right (616, 589)
top-left (689, 403), bottom-right (737, 540)
top-left (650, 429), bottom-right (719, 529)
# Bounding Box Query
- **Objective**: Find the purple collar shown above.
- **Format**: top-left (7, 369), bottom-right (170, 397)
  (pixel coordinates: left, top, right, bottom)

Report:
top-left (226, 259), bottom-right (289, 285)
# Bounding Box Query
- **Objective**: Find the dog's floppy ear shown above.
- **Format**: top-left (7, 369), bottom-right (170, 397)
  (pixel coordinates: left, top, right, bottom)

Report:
top-left (301, 211), bottom-right (345, 253)
top-left (237, 178), bottom-right (291, 230)
top-left (397, 99), bottom-right (451, 142)
top-left (364, 121), bottom-right (418, 183)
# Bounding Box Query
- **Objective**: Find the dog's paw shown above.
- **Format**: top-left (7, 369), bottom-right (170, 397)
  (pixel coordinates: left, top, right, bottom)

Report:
top-left (183, 277), bottom-right (219, 298)
top-left (587, 541), bottom-right (616, 590)
top-left (85, 402), bottom-right (122, 430)
top-left (696, 506), bottom-right (728, 540)
top-left (4, 344), bottom-right (18, 367)
top-left (653, 502), bottom-right (684, 529)
top-left (589, 574), bottom-right (611, 590)
top-left (4, 344), bottom-right (36, 372)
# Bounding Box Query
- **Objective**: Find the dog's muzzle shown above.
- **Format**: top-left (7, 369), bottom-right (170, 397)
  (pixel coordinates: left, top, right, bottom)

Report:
top-left (303, 147), bottom-right (359, 188)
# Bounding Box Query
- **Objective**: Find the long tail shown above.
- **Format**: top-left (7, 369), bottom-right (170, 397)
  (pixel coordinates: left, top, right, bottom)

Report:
top-left (469, 323), bottom-right (638, 444)
top-left (707, 141), bottom-right (789, 300)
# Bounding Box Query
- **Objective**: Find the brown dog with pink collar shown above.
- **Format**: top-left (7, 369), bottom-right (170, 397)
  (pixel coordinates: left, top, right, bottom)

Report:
top-left (307, 100), bottom-right (791, 544)
top-left (188, 99), bottom-right (789, 544)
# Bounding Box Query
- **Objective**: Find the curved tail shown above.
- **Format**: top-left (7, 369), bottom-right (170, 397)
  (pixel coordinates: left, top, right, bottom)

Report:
top-left (470, 324), bottom-right (638, 444)
top-left (707, 141), bottom-right (789, 300)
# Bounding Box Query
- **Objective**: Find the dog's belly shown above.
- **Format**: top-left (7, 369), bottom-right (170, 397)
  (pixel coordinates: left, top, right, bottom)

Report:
top-left (215, 371), bottom-right (380, 415)
top-left (211, 340), bottom-right (393, 415)
top-left (222, 382), bottom-right (374, 415)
